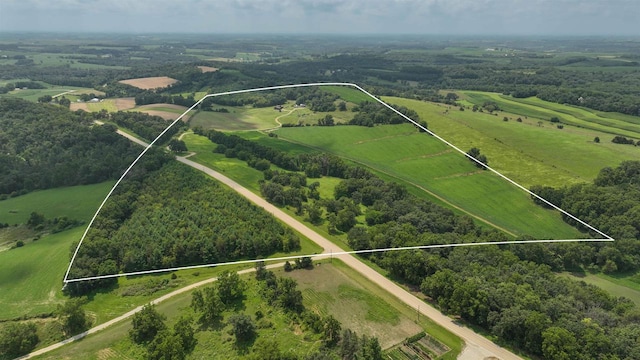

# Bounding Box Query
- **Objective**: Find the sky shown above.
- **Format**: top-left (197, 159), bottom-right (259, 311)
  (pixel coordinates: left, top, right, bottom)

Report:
top-left (0, 0), bottom-right (638, 36)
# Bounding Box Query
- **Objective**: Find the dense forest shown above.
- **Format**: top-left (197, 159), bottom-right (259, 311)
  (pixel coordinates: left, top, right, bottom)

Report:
top-left (197, 129), bottom-right (640, 359)
top-left (0, 98), bottom-right (140, 197)
top-left (67, 160), bottom-right (301, 296)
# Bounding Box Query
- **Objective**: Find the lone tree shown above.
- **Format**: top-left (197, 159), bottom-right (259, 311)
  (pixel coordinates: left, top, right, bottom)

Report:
top-left (129, 304), bottom-right (166, 344)
top-left (594, 136), bottom-right (600, 143)
top-left (168, 139), bottom-right (188, 153)
top-left (58, 298), bottom-right (89, 336)
top-left (228, 314), bottom-right (255, 343)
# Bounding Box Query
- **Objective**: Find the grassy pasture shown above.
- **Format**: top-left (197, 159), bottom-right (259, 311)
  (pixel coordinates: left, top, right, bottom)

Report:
top-left (461, 91), bottom-right (640, 139)
top-left (275, 124), bottom-right (581, 239)
top-left (323, 85), bottom-right (372, 104)
top-left (189, 102), bottom-right (315, 131)
top-left (0, 227), bottom-right (84, 320)
top-left (0, 181), bottom-right (115, 225)
top-left (385, 96), bottom-right (639, 187)
top-left (6, 85), bottom-right (96, 102)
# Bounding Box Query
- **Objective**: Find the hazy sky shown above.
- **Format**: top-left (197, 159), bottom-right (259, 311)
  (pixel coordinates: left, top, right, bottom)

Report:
top-left (1, 0), bottom-right (638, 35)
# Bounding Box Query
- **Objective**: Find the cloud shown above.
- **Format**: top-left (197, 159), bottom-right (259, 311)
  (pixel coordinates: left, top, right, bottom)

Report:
top-left (1, 0), bottom-right (638, 34)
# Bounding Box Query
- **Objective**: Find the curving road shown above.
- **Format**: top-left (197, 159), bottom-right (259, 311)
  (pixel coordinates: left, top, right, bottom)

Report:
top-left (21, 130), bottom-right (521, 360)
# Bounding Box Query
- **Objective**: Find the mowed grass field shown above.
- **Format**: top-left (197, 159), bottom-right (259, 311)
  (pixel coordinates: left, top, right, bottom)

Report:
top-left (322, 85), bottom-right (372, 104)
top-left (461, 91), bottom-right (640, 139)
top-left (385, 96), bottom-right (640, 187)
top-left (275, 124), bottom-right (581, 239)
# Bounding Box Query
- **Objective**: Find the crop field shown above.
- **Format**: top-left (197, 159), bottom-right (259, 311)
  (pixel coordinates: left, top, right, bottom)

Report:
top-left (461, 91), bottom-right (640, 139)
top-left (562, 273), bottom-right (640, 306)
top-left (197, 65), bottom-right (219, 73)
top-left (118, 76), bottom-right (178, 90)
top-left (131, 103), bottom-right (193, 121)
top-left (275, 124), bottom-right (581, 239)
top-left (5, 85), bottom-right (99, 102)
top-left (385, 96), bottom-right (640, 186)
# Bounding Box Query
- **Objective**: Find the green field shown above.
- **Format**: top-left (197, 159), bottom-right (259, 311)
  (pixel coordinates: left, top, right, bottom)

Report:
top-left (0, 181), bottom-right (115, 225)
top-left (275, 124), bottom-right (581, 239)
top-left (322, 85), bottom-right (372, 104)
top-left (0, 227), bottom-right (82, 320)
top-left (33, 261), bottom-right (460, 360)
top-left (461, 91), bottom-right (640, 139)
top-left (384, 96), bottom-right (639, 187)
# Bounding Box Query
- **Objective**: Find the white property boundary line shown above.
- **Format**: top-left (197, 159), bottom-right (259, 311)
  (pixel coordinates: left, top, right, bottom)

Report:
top-left (65, 239), bottom-right (609, 283)
top-left (63, 82), bottom-right (614, 284)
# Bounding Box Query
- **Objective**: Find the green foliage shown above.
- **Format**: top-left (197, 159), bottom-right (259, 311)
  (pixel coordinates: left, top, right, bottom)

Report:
top-left (0, 322), bottom-right (39, 359)
top-left (57, 298), bottom-right (89, 336)
top-left (227, 314), bottom-right (255, 343)
top-left (349, 101), bottom-right (420, 127)
top-left (130, 304), bottom-right (166, 344)
top-left (216, 270), bottom-right (246, 305)
top-left (168, 139), bottom-right (188, 153)
top-left (67, 162), bottom-right (300, 295)
top-left (191, 286), bottom-right (223, 325)
top-left (0, 98), bottom-right (139, 196)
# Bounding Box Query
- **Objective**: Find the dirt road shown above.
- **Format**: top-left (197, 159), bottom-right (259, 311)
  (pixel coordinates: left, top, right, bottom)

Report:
top-left (22, 130), bottom-right (521, 360)
top-left (176, 155), bottom-right (521, 360)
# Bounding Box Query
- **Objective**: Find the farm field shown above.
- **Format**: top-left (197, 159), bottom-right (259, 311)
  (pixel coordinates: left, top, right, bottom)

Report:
top-left (460, 91), bottom-right (640, 139)
top-left (130, 103), bottom-right (193, 121)
top-left (0, 181), bottom-right (115, 225)
top-left (385, 96), bottom-right (640, 187)
top-left (32, 261), bottom-right (460, 360)
top-left (70, 97), bottom-right (136, 112)
top-left (118, 76), bottom-right (178, 90)
top-left (5, 85), bottom-right (100, 103)
top-left (275, 124), bottom-right (582, 239)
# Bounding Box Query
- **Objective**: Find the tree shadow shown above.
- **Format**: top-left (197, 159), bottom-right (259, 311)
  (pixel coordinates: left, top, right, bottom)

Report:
top-left (234, 333), bottom-right (257, 356)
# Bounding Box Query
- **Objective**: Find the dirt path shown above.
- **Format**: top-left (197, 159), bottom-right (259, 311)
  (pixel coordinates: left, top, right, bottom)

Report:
top-left (23, 130), bottom-right (521, 360)
top-left (17, 264), bottom-right (282, 360)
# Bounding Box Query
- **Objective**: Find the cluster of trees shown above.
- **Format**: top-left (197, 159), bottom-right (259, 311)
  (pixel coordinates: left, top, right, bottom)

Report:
top-left (349, 101), bottom-right (422, 127)
top-left (612, 136), bottom-right (639, 146)
top-left (67, 161), bottom-right (300, 295)
top-left (0, 98), bottom-right (140, 197)
top-left (123, 262), bottom-right (383, 359)
top-left (130, 305), bottom-right (196, 360)
top-left (108, 111), bottom-right (184, 143)
top-left (134, 92), bottom-right (197, 107)
top-left (466, 147), bottom-right (489, 169)
top-left (25, 211), bottom-right (82, 234)
top-left (529, 161), bottom-right (640, 273)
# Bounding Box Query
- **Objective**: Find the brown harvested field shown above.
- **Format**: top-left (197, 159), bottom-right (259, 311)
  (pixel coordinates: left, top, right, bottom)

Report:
top-left (197, 66), bottom-right (219, 73)
top-left (132, 103), bottom-right (192, 121)
top-left (118, 76), bottom-right (178, 90)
